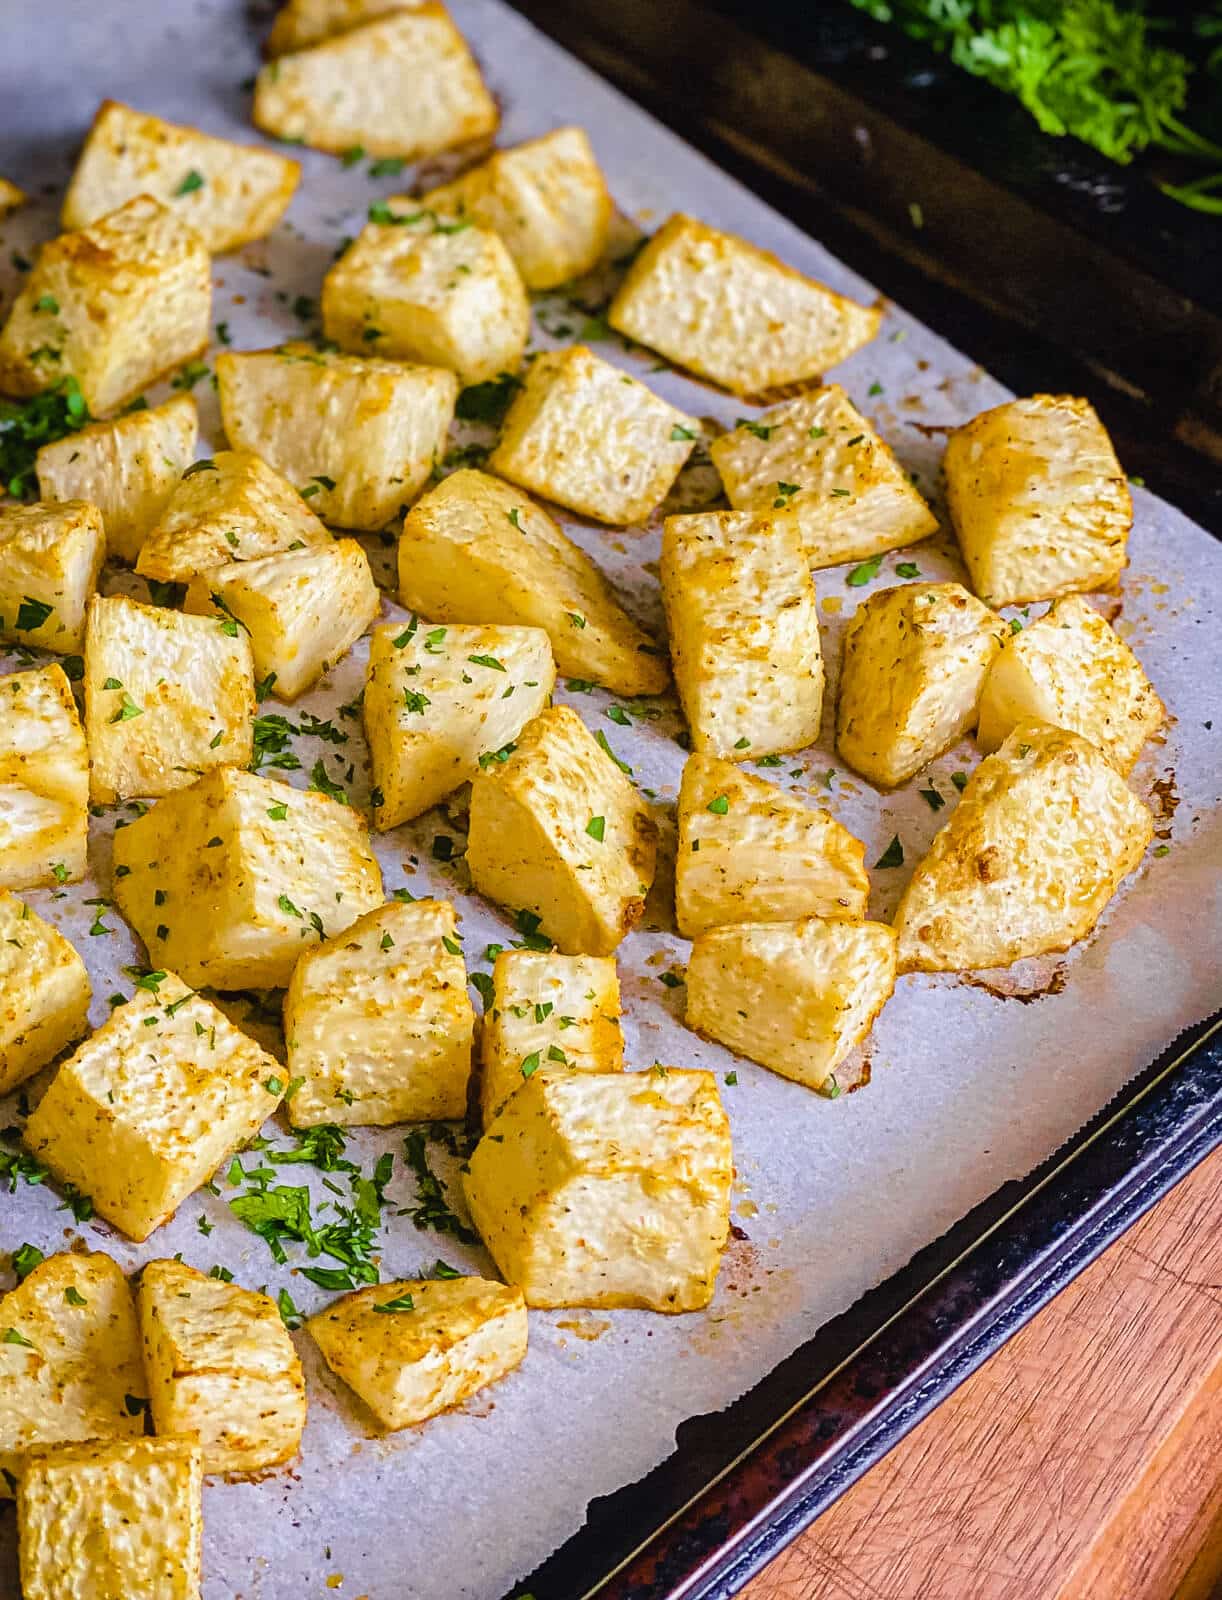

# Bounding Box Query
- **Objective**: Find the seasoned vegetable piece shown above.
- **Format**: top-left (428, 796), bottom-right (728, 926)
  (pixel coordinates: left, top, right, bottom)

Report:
top-left (0, 195), bottom-right (210, 416)
top-left (675, 754), bottom-right (868, 936)
top-left (185, 539), bottom-right (378, 702)
top-left (217, 344), bottom-right (457, 531)
top-left (0, 178), bottom-right (25, 217)
top-left (609, 214), bottom-right (880, 396)
top-left (285, 899), bottom-right (476, 1126)
top-left (265, 0), bottom-right (414, 55)
top-left (363, 617), bottom-right (554, 828)
top-left (944, 393), bottom-right (1131, 606)
top-left (253, 6), bottom-right (498, 159)
top-left (62, 100), bottom-right (300, 252)
top-left (0, 891), bottom-right (91, 1096)
top-left (0, 500), bottom-right (105, 655)
top-left (661, 510), bottom-right (823, 760)
top-left (488, 345), bottom-right (697, 525)
top-left (138, 1258), bottom-right (306, 1473)
top-left (894, 723), bottom-right (1154, 973)
top-left (421, 126), bottom-right (613, 290)
top-left (478, 949), bottom-right (623, 1126)
top-left (136, 448), bottom-right (332, 584)
top-left (398, 469), bottom-right (666, 694)
top-left (83, 593), bottom-right (255, 803)
top-left (836, 582), bottom-right (1005, 788)
top-left (111, 767), bottom-right (384, 990)
top-left (976, 594), bottom-right (1164, 774)
top-left (686, 917), bottom-right (897, 1092)
top-left (466, 706), bottom-right (658, 955)
top-left (708, 386), bottom-right (937, 568)
top-left (35, 393), bottom-right (197, 565)
top-left (0, 1253), bottom-right (145, 1496)
top-left (322, 213), bottom-right (529, 385)
top-left (0, 663), bottom-right (89, 891)
top-left (17, 1436), bottom-right (202, 1600)
top-left (308, 1276), bottom-right (527, 1430)
top-left (465, 1067), bottom-right (732, 1311)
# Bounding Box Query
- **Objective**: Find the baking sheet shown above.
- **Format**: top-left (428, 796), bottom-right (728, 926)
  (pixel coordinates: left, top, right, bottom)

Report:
top-left (1, 3), bottom-right (1220, 1597)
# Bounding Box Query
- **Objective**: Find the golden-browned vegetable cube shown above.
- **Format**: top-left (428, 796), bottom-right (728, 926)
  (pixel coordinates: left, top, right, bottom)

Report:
top-left (0, 178), bottom-right (24, 217)
top-left (24, 974), bottom-right (286, 1241)
top-left (35, 393), bottom-right (197, 565)
top-left (609, 214), bottom-right (880, 397)
top-left (421, 126), bottom-right (613, 290)
top-left (976, 594), bottom-right (1164, 775)
top-left (675, 754), bottom-right (868, 936)
top-left (0, 663), bottom-right (89, 891)
top-left (62, 100), bottom-right (300, 253)
top-left (83, 594), bottom-right (255, 803)
top-left (17, 1435), bottom-right (202, 1600)
top-left (253, 6), bottom-right (497, 159)
top-left (0, 891), bottom-right (91, 1096)
top-left (185, 539), bottom-right (378, 702)
top-left (895, 723), bottom-right (1154, 973)
top-left (308, 1276), bottom-right (527, 1430)
top-left (112, 766), bottom-right (383, 989)
top-left (0, 501), bottom-right (105, 655)
top-left (836, 582), bottom-right (1005, 788)
top-left (0, 195), bottom-right (210, 416)
top-left (322, 213), bottom-right (528, 385)
top-left (363, 616), bottom-right (554, 828)
top-left (138, 1258), bottom-right (306, 1473)
top-left (686, 917), bottom-right (896, 1092)
top-left (662, 510), bottom-right (822, 760)
top-left (217, 344), bottom-right (456, 531)
top-left (398, 469), bottom-right (666, 694)
top-left (266, 0), bottom-right (412, 55)
top-left (708, 386), bottom-right (937, 568)
top-left (136, 448), bottom-right (332, 584)
top-left (465, 1067), bottom-right (732, 1311)
top-left (478, 949), bottom-right (622, 1126)
top-left (466, 705), bottom-right (657, 955)
top-left (285, 898), bottom-right (475, 1126)
top-left (0, 1253), bottom-right (145, 1495)
top-left (488, 345), bottom-right (697, 525)
top-left (944, 394), bottom-right (1131, 606)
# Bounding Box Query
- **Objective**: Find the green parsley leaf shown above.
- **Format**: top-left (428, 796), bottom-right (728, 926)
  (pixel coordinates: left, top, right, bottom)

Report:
top-left (875, 835), bottom-right (904, 869)
top-left (586, 815), bottom-right (606, 841)
top-left (846, 555), bottom-right (883, 587)
top-left (707, 794), bottom-right (729, 815)
top-left (373, 1294), bottom-right (416, 1313)
top-left (175, 169), bottom-right (206, 196)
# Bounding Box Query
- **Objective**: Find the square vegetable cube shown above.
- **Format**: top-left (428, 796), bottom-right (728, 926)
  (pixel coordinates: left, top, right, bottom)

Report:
top-left (35, 393), bottom-right (197, 565)
top-left (307, 1276), bottom-right (527, 1430)
top-left (478, 950), bottom-right (623, 1127)
top-left (686, 917), bottom-right (897, 1093)
top-left (661, 510), bottom-right (823, 759)
top-left (83, 593), bottom-right (255, 803)
top-left (185, 538), bottom-right (379, 703)
top-left (363, 617), bottom-right (554, 828)
top-left (944, 394), bottom-right (1131, 606)
top-left (488, 345), bottom-right (697, 524)
top-left (111, 766), bottom-right (384, 989)
top-left (217, 344), bottom-right (457, 531)
top-left (609, 214), bottom-right (880, 397)
top-left (266, 0), bottom-right (407, 55)
top-left (284, 899), bottom-right (476, 1126)
top-left (708, 386), bottom-right (937, 567)
top-left (465, 1068), bottom-right (732, 1311)
top-left (323, 213), bottom-right (529, 385)
top-left (0, 500), bottom-right (105, 655)
top-left (0, 891), bottom-right (91, 1096)
top-left (138, 1258), bottom-right (306, 1473)
top-left (0, 195), bottom-right (211, 416)
top-left (17, 1436), bottom-right (202, 1600)
top-left (253, 6), bottom-right (497, 159)
top-left (466, 706), bottom-right (658, 955)
top-left (0, 663), bottom-right (89, 891)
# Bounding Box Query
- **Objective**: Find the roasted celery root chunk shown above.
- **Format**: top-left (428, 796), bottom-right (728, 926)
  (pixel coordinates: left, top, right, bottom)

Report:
top-left (464, 1067), bottom-right (732, 1312)
top-left (894, 723), bottom-right (1154, 974)
top-left (265, 0), bottom-right (414, 55)
top-left (686, 917), bottom-right (897, 1092)
top-left (674, 754), bottom-right (868, 936)
top-left (0, 890), bottom-right (91, 1097)
top-left (0, 178), bottom-right (25, 217)
top-left (0, 663), bottom-right (89, 891)
top-left (0, 500), bottom-right (105, 655)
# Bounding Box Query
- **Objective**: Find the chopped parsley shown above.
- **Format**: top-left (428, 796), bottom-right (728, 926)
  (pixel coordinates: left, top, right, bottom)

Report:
top-left (875, 835), bottom-right (905, 869)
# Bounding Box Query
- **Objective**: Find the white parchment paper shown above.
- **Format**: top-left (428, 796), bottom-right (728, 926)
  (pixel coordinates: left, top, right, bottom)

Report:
top-left (1, 3), bottom-right (1220, 1596)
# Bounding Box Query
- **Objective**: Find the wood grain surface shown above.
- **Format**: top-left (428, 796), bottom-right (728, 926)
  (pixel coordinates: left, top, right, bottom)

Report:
top-left (743, 1145), bottom-right (1222, 1600)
